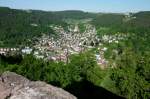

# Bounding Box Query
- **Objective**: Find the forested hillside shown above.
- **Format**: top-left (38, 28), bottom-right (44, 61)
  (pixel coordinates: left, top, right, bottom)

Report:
top-left (0, 7), bottom-right (95, 47)
top-left (0, 7), bottom-right (60, 47)
top-left (91, 11), bottom-right (150, 99)
top-left (0, 7), bottom-right (150, 99)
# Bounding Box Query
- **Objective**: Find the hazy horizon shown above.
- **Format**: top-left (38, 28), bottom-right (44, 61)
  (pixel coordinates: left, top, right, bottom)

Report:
top-left (1, 6), bottom-right (150, 14)
top-left (0, 0), bottom-right (150, 13)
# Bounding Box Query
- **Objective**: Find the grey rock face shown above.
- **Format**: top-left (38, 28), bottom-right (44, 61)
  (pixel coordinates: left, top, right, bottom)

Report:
top-left (0, 71), bottom-right (77, 99)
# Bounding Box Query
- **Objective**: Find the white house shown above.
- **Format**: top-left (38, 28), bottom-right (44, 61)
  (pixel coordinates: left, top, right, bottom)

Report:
top-left (22, 47), bottom-right (33, 54)
top-left (101, 47), bottom-right (108, 51)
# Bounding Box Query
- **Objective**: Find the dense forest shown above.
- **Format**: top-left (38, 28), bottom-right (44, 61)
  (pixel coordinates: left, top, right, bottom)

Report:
top-left (0, 7), bottom-right (150, 99)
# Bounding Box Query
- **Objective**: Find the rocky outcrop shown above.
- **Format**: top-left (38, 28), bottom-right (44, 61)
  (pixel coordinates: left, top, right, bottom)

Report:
top-left (0, 71), bottom-right (77, 99)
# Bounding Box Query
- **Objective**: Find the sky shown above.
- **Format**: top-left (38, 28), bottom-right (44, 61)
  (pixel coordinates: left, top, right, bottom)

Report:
top-left (0, 0), bottom-right (150, 13)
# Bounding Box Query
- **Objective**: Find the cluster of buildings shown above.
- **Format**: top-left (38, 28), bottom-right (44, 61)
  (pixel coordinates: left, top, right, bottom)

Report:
top-left (95, 33), bottom-right (127, 69)
top-left (95, 47), bottom-right (108, 69)
top-left (31, 24), bottom-right (100, 62)
top-left (0, 24), bottom-right (127, 69)
top-left (102, 33), bottom-right (127, 44)
top-left (0, 47), bottom-right (34, 56)
top-left (0, 48), bottom-right (19, 55)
